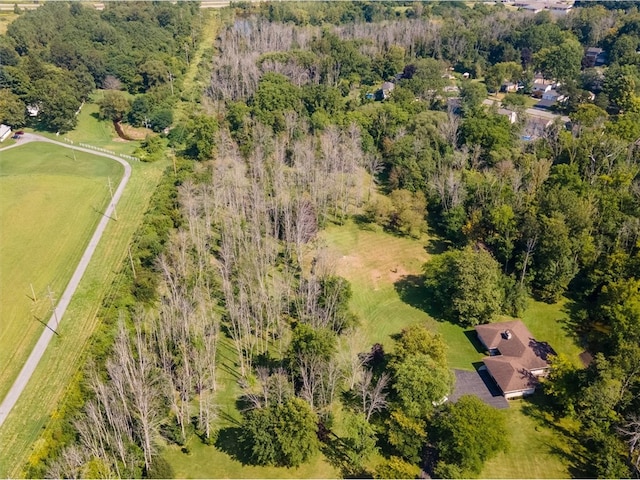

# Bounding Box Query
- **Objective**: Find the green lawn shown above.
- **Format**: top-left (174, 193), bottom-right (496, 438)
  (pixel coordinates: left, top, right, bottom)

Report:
top-left (164, 439), bottom-right (339, 479)
top-left (33, 101), bottom-right (140, 156)
top-left (481, 399), bottom-right (585, 478)
top-left (0, 143), bottom-right (123, 402)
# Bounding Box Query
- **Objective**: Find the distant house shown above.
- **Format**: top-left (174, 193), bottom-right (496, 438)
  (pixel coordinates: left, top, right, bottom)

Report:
top-left (520, 4), bottom-right (543, 13)
top-left (476, 320), bottom-right (555, 399)
top-left (532, 76), bottom-right (555, 93)
top-left (0, 124), bottom-right (12, 142)
top-left (379, 81), bottom-right (395, 100)
top-left (584, 47), bottom-right (607, 68)
top-left (500, 81), bottom-right (519, 93)
top-left (497, 108), bottom-right (518, 124)
top-left (548, 2), bottom-right (573, 14)
top-left (523, 115), bottom-right (553, 139)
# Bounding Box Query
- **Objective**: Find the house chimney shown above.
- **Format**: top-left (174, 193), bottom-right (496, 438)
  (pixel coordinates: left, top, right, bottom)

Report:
top-left (504, 330), bottom-right (512, 340)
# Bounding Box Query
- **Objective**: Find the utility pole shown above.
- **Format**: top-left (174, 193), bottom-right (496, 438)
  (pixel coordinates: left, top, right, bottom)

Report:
top-left (184, 42), bottom-right (190, 67)
top-left (47, 285), bottom-right (59, 330)
top-left (30, 283), bottom-right (37, 302)
top-left (128, 245), bottom-right (137, 279)
top-left (108, 177), bottom-right (118, 220)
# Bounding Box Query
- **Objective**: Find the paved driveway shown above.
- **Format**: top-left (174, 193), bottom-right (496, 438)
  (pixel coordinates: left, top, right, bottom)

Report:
top-left (450, 368), bottom-right (509, 409)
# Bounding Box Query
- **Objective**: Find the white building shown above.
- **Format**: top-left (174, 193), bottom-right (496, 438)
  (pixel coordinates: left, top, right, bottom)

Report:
top-left (0, 124), bottom-right (12, 142)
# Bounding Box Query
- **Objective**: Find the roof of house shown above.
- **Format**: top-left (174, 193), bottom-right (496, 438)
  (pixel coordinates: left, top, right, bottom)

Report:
top-left (483, 356), bottom-right (538, 393)
top-left (586, 47), bottom-right (604, 55)
top-left (0, 124), bottom-right (11, 135)
top-left (475, 320), bottom-right (554, 394)
top-left (381, 82), bottom-right (395, 91)
top-left (536, 98), bottom-right (557, 109)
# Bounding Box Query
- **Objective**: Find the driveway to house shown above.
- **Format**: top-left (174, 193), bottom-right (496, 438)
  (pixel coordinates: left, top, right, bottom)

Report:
top-left (450, 368), bottom-right (509, 409)
top-left (483, 98), bottom-right (571, 123)
top-left (0, 134), bottom-right (132, 427)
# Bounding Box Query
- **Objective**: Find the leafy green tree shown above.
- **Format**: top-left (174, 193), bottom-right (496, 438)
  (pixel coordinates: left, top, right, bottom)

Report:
top-left (98, 90), bottom-right (130, 122)
top-left (388, 189), bottom-right (427, 238)
top-left (393, 353), bottom-right (453, 419)
top-left (0, 88), bottom-right (26, 127)
top-left (135, 135), bottom-right (166, 163)
top-left (251, 72), bottom-right (302, 130)
top-left (423, 247), bottom-right (504, 326)
top-left (460, 113), bottom-right (514, 155)
top-left (570, 103), bottom-right (607, 131)
top-left (594, 278), bottom-right (640, 353)
top-left (394, 324), bottom-right (447, 365)
top-left (185, 114), bottom-right (218, 161)
top-left (604, 65), bottom-right (640, 113)
top-left (240, 397), bottom-right (319, 468)
top-left (431, 395), bottom-right (508, 477)
top-left (150, 108), bottom-right (173, 132)
top-left (606, 111), bottom-right (640, 142)
top-left (386, 409), bottom-right (427, 463)
top-left (534, 39), bottom-right (583, 83)
top-left (460, 82), bottom-right (488, 117)
top-left (374, 456), bottom-right (421, 479)
top-left (531, 212), bottom-right (577, 302)
top-left (342, 412), bottom-right (378, 476)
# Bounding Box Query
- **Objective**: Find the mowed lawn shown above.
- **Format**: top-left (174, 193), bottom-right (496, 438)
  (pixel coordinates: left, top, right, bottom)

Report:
top-left (0, 142), bottom-right (123, 402)
top-left (321, 221), bottom-right (484, 368)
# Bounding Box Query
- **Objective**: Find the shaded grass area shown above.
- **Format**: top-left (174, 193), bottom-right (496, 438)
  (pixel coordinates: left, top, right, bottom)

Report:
top-left (164, 438), bottom-right (338, 479)
top-left (0, 143), bottom-right (123, 402)
top-left (481, 397), bottom-right (586, 478)
top-left (0, 153), bottom-right (167, 478)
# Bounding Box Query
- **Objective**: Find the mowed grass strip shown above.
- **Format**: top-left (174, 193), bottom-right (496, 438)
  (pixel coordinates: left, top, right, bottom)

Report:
top-left (0, 142), bottom-right (123, 402)
top-left (0, 150), bottom-right (168, 478)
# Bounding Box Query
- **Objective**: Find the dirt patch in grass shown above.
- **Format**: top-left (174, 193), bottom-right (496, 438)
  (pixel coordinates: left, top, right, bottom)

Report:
top-left (117, 123), bottom-right (153, 141)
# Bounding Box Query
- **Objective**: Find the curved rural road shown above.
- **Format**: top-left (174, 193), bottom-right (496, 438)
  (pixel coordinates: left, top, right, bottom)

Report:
top-left (0, 134), bottom-right (132, 427)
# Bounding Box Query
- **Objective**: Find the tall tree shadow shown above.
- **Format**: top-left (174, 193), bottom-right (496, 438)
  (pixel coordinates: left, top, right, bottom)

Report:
top-left (215, 426), bottom-right (251, 465)
top-left (520, 394), bottom-right (591, 478)
top-left (393, 274), bottom-right (446, 321)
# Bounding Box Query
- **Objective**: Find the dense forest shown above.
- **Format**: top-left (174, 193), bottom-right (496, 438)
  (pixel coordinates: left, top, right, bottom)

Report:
top-left (0, 1), bottom-right (201, 132)
top-left (2, 1), bottom-right (639, 479)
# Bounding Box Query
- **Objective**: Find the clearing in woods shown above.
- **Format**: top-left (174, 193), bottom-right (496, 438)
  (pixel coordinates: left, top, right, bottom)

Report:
top-left (0, 142), bottom-right (123, 403)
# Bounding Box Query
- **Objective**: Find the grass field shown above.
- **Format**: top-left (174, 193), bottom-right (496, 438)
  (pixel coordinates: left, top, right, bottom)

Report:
top-left (0, 143), bottom-right (123, 402)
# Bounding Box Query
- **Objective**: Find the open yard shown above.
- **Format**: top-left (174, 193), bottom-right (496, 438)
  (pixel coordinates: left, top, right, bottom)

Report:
top-left (0, 142), bottom-right (123, 402)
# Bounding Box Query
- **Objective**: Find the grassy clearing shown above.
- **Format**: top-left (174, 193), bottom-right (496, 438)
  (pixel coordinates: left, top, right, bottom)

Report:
top-left (321, 222), bottom-right (485, 369)
top-left (0, 151), bottom-right (168, 478)
top-left (164, 437), bottom-right (338, 479)
top-left (0, 143), bottom-right (123, 402)
top-left (481, 398), bottom-right (584, 478)
top-left (0, 12), bottom-right (17, 35)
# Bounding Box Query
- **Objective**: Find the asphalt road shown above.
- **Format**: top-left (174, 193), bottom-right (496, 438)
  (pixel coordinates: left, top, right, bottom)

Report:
top-left (0, 134), bottom-right (132, 428)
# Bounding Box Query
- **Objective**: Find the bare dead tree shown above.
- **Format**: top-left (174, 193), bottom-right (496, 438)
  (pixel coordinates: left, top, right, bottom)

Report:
top-left (358, 370), bottom-right (390, 421)
top-left (618, 416), bottom-right (640, 477)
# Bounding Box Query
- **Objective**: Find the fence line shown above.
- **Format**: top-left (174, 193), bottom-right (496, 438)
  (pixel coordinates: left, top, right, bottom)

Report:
top-left (62, 138), bottom-right (139, 162)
